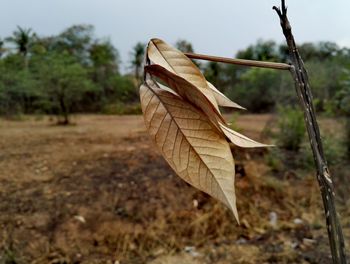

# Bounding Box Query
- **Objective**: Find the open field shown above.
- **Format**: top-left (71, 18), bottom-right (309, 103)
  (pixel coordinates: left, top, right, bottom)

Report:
top-left (0, 114), bottom-right (349, 263)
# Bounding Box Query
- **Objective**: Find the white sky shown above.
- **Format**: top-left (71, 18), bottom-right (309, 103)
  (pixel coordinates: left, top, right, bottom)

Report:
top-left (1, 0), bottom-right (350, 71)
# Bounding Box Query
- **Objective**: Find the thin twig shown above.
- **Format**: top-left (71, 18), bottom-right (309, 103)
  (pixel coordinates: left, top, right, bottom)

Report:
top-left (273, 1), bottom-right (347, 263)
top-left (184, 52), bottom-right (291, 70)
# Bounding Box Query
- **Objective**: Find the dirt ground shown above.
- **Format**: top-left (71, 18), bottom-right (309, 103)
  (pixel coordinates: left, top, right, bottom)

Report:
top-left (0, 114), bottom-right (349, 264)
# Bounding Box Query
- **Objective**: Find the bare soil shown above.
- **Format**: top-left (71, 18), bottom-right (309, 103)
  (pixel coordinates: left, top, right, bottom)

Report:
top-left (0, 114), bottom-right (349, 264)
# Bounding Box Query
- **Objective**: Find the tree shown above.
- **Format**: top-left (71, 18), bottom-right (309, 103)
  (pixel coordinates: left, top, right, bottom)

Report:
top-left (90, 40), bottom-right (119, 70)
top-left (336, 69), bottom-right (350, 156)
top-left (231, 68), bottom-right (282, 112)
top-left (0, 38), bottom-right (5, 58)
top-left (297, 41), bottom-right (340, 62)
top-left (236, 39), bottom-right (280, 61)
top-left (130, 42), bottom-right (145, 83)
top-left (89, 40), bottom-right (120, 100)
top-left (6, 26), bottom-right (35, 57)
top-left (0, 55), bottom-right (38, 116)
top-left (36, 52), bottom-right (95, 124)
top-left (305, 59), bottom-right (343, 111)
top-left (204, 61), bottom-right (224, 89)
top-left (55, 24), bottom-right (94, 65)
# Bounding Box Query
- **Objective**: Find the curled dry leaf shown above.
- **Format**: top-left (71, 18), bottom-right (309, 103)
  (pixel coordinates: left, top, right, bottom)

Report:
top-left (141, 38), bottom-right (271, 221)
top-left (145, 64), bottom-right (271, 148)
top-left (145, 64), bottom-right (225, 131)
top-left (147, 38), bottom-right (245, 111)
top-left (219, 123), bottom-right (272, 148)
top-left (140, 78), bottom-right (239, 222)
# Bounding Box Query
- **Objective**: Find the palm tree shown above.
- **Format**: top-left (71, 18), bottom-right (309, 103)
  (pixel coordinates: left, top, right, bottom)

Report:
top-left (0, 38), bottom-right (5, 58)
top-left (130, 42), bottom-right (145, 83)
top-left (6, 26), bottom-right (35, 57)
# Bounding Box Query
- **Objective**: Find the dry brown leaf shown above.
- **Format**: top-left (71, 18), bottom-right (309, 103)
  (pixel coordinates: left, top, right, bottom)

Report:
top-left (147, 39), bottom-right (220, 112)
top-left (219, 123), bottom-right (272, 148)
top-left (145, 64), bottom-right (270, 148)
top-left (144, 64), bottom-right (225, 130)
top-left (141, 38), bottom-right (271, 222)
top-left (147, 38), bottom-right (244, 110)
top-left (140, 78), bottom-right (239, 222)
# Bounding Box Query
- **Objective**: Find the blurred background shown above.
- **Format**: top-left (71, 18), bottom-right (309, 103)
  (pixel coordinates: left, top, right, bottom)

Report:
top-left (1, 1), bottom-right (350, 263)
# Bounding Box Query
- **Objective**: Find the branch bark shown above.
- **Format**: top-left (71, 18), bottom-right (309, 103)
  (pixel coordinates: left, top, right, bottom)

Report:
top-left (273, 1), bottom-right (347, 263)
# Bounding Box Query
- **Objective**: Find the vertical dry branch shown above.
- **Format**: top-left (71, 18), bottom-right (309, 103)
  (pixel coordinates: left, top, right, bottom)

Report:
top-left (273, 1), bottom-right (347, 263)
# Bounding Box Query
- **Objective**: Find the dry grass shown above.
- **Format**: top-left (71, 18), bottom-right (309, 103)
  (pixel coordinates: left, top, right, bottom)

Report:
top-left (0, 114), bottom-right (349, 263)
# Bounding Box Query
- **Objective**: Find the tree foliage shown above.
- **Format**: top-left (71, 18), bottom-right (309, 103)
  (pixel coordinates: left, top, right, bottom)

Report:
top-left (130, 42), bottom-right (145, 83)
top-left (1, 25), bottom-right (350, 122)
top-left (34, 52), bottom-right (95, 124)
top-left (6, 26), bottom-right (36, 57)
top-left (0, 24), bottom-right (137, 123)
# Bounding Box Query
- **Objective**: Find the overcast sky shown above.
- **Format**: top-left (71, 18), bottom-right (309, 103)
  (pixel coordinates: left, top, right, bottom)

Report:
top-left (1, 0), bottom-right (349, 71)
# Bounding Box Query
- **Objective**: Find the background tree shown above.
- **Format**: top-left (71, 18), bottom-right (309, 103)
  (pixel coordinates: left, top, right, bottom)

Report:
top-left (230, 68), bottom-right (281, 112)
top-left (54, 24), bottom-right (94, 65)
top-left (35, 52), bottom-right (95, 124)
top-left (175, 39), bottom-right (194, 53)
top-left (336, 69), bottom-right (350, 156)
top-left (6, 26), bottom-right (36, 68)
top-left (236, 39), bottom-right (280, 61)
top-left (89, 39), bottom-right (120, 104)
top-left (1, 25), bottom-right (350, 121)
top-left (0, 54), bottom-right (38, 116)
top-left (130, 42), bottom-right (145, 84)
top-left (204, 62), bottom-right (225, 89)
top-left (6, 26), bottom-right (35, 57)
top-left (0, 38), bottom-right (5, 58)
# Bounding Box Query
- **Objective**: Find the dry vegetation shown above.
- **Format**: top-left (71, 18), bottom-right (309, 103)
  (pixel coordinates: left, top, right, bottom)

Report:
top-left (0, 114), bottom-right (349, 263)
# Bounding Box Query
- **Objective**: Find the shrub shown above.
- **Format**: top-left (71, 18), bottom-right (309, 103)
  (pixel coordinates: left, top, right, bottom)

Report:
top-left (297, 133), bottom-right (345, 170)
top-left (277, 106), bottom-right (306, 151)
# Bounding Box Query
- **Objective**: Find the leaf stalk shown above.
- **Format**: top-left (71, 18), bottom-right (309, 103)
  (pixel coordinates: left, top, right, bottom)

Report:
top-left (184, 52), bottom-right (291, 70)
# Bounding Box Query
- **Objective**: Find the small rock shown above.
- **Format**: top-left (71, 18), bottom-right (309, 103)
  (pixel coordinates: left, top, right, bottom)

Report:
top-left (184, 246), bottom-right (201, 257)
top-left (293, 218), bottom-right (303, 225)
top-left (129, 243), bottom-right (136, 250)
top-left (302, 238), bottom-right (316, 246)
top-left (74, 215), bottom-right (86, 224)
top-left (152, 248), bottom-right (165, 257)
top-left (290, 241), bottom-right (299, 249)
top-left (193, 199), bottom-right (198, 208)
top-left (184, 246), bottom-right (195, 253)
top-left (269, 211), bottom-right (278, 227)
top-left (236, 237), bottom-right (248, 245)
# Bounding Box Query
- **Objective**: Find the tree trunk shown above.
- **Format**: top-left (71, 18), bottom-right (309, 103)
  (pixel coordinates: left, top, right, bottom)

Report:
top-left (58, 95), bottom-right (70, 125)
